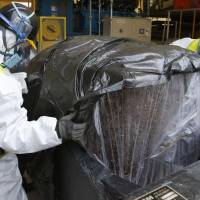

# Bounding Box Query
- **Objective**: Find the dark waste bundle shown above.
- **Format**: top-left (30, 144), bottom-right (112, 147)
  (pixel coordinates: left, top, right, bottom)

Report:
top-left (24, 36), bottom-right (200, 199)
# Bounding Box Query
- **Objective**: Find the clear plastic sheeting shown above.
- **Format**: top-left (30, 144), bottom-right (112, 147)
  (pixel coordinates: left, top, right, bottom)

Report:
top-left (24, 37), bottom-right (200, 191)
top-left (88, 73), bottom-right (200, 186)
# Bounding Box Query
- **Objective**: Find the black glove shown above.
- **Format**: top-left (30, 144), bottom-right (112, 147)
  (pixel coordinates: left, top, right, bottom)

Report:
top-left (56, 113), bottom-right (87, 142)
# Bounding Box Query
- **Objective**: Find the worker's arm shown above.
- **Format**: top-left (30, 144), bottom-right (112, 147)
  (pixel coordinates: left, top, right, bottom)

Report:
top-left (0, 74), bottom-right (62, 154)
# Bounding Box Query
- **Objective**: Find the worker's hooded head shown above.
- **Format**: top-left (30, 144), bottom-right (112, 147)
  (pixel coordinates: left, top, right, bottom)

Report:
top-left (0, 2), bottom-right (38, 40)
top-left (0, 3), bottom-right (38, 70)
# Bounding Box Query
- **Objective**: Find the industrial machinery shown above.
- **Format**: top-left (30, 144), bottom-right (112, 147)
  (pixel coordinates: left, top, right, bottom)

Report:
top-left (37, 16), bottom-right (66, 50)
top-left (150, 0), bottom-right (173, 10)
top-left (103, 17), bottom-right (152, 42)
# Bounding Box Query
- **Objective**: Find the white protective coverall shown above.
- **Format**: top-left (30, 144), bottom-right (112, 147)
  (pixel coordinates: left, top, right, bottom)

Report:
top-left (0, 28), bottom-right (62, 200)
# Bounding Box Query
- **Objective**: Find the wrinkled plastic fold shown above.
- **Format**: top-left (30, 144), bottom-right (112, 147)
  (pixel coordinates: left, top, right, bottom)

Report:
top-left (25, 36), bottom-right (200, 188)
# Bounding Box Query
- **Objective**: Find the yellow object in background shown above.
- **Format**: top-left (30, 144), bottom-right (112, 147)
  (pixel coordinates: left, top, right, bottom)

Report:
top-left (38, 16), bottom-right (67, 51)
top-left (42, 19), bottom-right (62, 41)
top-left (73, 0), bottom-right (81, 4)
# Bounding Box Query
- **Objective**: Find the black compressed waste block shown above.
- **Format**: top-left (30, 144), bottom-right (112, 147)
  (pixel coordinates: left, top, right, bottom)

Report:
top-left (129, 161), bottom-right (200, 200)
top-left (54, 141), bottom-right (200, 200)
top-left (102, 175), bottom-right (140, 200)
top-left (54, 141), bottom-right (109, 200)
top-left (86, 77), bottom-right (200, 186)
top-left (23, 36), bottom-right (200, 199)
top-left (54, 141), bottom-right (140, 200)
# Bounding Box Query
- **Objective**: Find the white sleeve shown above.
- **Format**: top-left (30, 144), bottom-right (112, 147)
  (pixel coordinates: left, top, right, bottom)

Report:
top-left (0, 74), bottom-right (62, 154)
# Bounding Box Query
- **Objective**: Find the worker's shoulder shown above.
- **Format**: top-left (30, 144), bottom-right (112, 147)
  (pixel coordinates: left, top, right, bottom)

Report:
top-left (0, 73), bottom-right (21, 96)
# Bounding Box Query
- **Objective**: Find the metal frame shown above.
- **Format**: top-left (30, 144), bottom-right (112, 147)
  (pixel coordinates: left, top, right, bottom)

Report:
top-left (110, 0), bottom-right (113, 35)
top-left (89, 0), bottom-right (92, 35)
top-left (98, 0), bottom-right (101, 36)
top-left (89, 0), bottom-right (114, 36)
top-left (165, 8), bottom-right (200, 42)
top-left (146, 0), bottom-right (150, 16)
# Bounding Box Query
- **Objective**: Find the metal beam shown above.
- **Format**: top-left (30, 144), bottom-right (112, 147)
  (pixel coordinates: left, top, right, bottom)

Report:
top-left (89, 0), bottom-right (92, 35)
top-left (146, 0), bottom-right (150, 16)
top-left (178, 10), bottom-right (183, 39)
top-left (110, 0), bottom-right (113, 35)
top-left (166, 11), bottom-right (171, 42)
top-left (192, 10), bottom-right (196, 38)
top-left (98, 0), bottom-right (101, 36)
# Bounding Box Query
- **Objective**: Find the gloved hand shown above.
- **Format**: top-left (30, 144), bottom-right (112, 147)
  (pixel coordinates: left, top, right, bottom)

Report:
top-left (56, 113), bottom-right (87, 142)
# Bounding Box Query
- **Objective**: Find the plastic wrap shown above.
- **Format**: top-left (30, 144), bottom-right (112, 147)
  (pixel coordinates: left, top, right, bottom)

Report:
top-left (88, 74), bottom-right (200, 186)
top-left (24, 36), bottom-right (200, 193)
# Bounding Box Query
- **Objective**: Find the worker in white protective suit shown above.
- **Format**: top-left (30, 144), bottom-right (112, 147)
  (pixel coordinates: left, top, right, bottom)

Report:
top-left (0, 3), bottom-right (86, 200)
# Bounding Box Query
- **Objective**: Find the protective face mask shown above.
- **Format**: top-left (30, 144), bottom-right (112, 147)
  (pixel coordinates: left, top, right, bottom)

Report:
top-left (11, 2), bottom-right (34, 40)
top-left (11, 11), bottom-right (33, 40)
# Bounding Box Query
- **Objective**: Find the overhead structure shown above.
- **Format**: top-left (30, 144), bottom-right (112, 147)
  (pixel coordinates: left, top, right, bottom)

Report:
top-left (0, 0), bottom-right (35, 10)
top-left (164, 8), bottom-right (200, 42)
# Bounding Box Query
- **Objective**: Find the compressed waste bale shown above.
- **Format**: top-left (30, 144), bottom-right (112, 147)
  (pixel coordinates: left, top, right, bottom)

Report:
top-left (24, 36), bottom-right (200, 198)
top-left (87, 73), bottom-right (200, 186)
